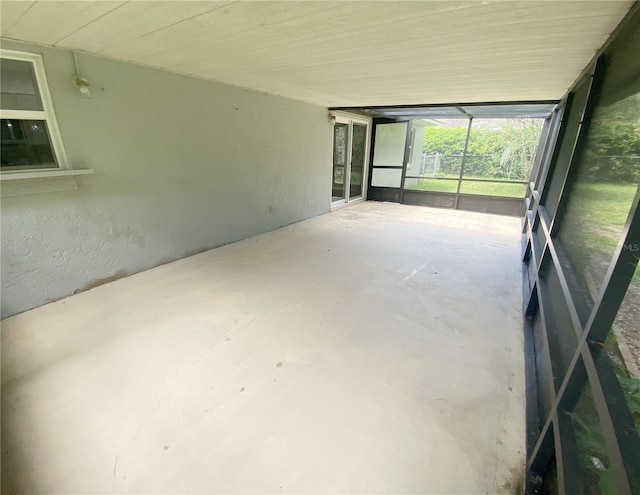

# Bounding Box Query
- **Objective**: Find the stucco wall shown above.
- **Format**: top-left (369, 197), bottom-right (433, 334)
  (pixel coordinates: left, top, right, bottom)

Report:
top-left (0, 41), bottom-right (332, 318)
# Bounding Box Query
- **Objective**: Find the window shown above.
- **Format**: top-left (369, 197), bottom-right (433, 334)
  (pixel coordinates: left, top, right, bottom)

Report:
top-left (1, 50), bottom-right (69, 172)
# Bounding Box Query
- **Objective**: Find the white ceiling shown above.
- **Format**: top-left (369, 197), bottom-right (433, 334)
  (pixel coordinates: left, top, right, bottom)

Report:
top-left (0, 1), bottom-right (633, 107)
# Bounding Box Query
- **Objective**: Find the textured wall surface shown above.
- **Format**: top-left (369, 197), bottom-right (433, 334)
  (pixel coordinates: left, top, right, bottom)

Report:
top-left (1, 40), bottom-right (332, 318)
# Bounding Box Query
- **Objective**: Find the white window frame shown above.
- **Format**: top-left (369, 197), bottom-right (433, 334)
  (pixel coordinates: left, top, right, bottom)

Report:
top-left (1, 49), bottom-right (70, 172)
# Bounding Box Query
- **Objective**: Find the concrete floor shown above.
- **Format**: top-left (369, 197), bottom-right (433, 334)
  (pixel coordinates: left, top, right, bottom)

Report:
top-left (1, 202), bottom-right (525, 494)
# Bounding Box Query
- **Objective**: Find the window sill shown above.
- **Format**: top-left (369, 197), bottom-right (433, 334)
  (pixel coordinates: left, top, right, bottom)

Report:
top-left (0, 168), bottom-right (94, 181)
top-left (0, 169), bottom-right (94, 197)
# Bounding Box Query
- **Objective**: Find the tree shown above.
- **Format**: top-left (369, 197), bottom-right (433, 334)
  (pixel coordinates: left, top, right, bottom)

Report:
top-left (422, 119), bottom-right (543, 180)
top-left (500, 119), bottom-right (544, 180)
top-left (581, 92), bottom-right (640, 182)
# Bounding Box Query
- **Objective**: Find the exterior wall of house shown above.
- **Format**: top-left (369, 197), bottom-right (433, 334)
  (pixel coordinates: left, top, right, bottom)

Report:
top-left (0, 40), bottom-right (332, 318)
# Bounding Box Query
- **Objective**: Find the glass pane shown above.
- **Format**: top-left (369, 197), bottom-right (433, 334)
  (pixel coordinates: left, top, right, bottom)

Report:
top-left (558, 91), bottom-right (640, 307)
top-left (405, 120), bottom-right (425, 176)
top-left (605, 263), bottom-right (640, 438)
top-left (349, 123), bottom-right (366, 199)
top-left (371, 168), bottom-right (402, 188)
top-left (539, 455), bottom-right (558, 495)
top-left (530, 215), bottom-right (544, 267)
top-left (463, 118), bottom-right (544, 184)
top-left (528, 117), bottom-right (551, 190)
top-left (332, 123), bottom-right (347, 202)
top-left (572, 379), bottom-right (613, 495)
top-left (539, 259), bottom-right (579, 391)
top-left (543, 79), bottom-right (591, 218)
top-left (459, 180), bottom-right (526, 197)
top-left (372, 122), bottom-right (406, 166)
top-left (1, 119), bottom-right (57, 170)
top-left (0, 58), bottom-right (44, 111)
top-left (404, 178), bottom-right (458, 192)
top-left (527, 249), bottom-right (536, 291)
top-left (533, 311), bottom-right (554, 427)
top-left (412, 119), bottom-right (467, 178)
top-left (534, 219), bottom-right (548, 262)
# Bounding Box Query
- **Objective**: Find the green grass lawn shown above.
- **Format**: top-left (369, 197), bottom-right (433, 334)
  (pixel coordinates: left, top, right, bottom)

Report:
top-left (460, 181), bottom-right (525, 197)
top-left (570, 182), bottom-right (637, 227)
top-left (405, 178), bottom-right (458, 193)
top-left (558, 182), bottom-right (640, 479)
top-left (563, 182), bottom-right (638, 256)
top-left (404, 178), bottom-right (525, 197)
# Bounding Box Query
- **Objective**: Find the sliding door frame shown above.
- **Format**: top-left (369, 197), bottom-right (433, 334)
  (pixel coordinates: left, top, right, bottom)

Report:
top-left (330, 111), bottom-right (371, 210)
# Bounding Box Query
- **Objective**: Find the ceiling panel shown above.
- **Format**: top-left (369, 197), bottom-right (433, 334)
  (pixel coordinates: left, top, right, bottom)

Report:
top-left (167, 2), bottom-right (481, 75)
top-left (360, 102), bottom-right (558, 119)
top-left (0, 0), bottom-right (633, 107)
top-left (463, 104), bottom-right (558, 119)
top-left (99, 2), bottom-right (346, 64)
top-left (4, 1), bottom-right (126, 45)
top-left (0, 1), bottom-right (34, 36)
top-left (55, 1), bottom-right (232, 54)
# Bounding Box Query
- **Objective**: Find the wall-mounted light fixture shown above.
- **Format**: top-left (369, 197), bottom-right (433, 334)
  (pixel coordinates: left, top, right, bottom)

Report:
top-left (329, 113), bottom-right (337, 124)
top-left (72, 52), bottom-right (90, 96)
top-left (72, 75), bottom-right (90, 94)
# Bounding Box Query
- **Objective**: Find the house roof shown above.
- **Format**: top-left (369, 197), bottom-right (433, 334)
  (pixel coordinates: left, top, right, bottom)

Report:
top-left (0, 1), bottom-right (633, 107)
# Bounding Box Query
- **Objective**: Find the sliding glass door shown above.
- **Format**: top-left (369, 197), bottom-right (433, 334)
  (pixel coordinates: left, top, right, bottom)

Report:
top-left (331, 115), bottom-right (370, 207)
top-left (332, 122), bottom-right (348, 203)
top-left (350, 123), bottom-right (366, 200)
